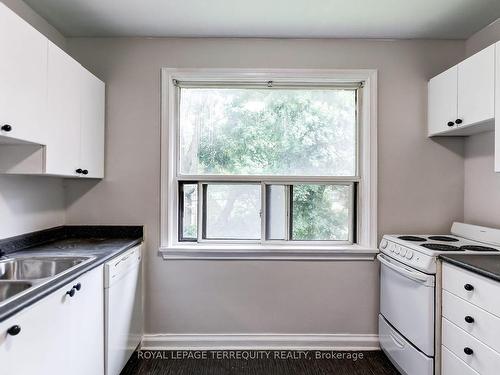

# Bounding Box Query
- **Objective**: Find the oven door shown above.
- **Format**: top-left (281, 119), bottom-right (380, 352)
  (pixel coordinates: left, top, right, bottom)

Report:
top-left (378, 253), bottom-right (435, 356)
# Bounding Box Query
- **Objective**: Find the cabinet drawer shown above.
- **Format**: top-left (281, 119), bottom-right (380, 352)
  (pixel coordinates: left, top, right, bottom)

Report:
top-left (443, 290), bottom-right (500, 353)
top-left (442, 318), bottom-right (500, 375)
top-left (442, 263), bottom-right (500, 317)
top-left (442, 345), bottom-right (479, 375)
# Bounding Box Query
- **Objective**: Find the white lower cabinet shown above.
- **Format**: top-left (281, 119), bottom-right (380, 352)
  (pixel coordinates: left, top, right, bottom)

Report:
top-left (0, 285), bottom-right (69, 374)
top-left (442, 318), bottom-right (500, 375)
top-left (442, 263), bottom-right (500, 375)
top-left (442, 345), bottom-right (479, 375)
top-left (67, 265), bottom-right (104, 375)
top-left (0, 266), bottom-right (104, 375)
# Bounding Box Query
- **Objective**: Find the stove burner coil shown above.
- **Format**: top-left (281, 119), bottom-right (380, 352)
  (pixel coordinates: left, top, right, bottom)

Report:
top-left (460, 245), bottom-right (498, 252)
top-left (421, 243), bottom-right (460, 251)
top-left (398, 236), bottom-right (427, 242)
top-left (428, 236), bottom-right (459, 242)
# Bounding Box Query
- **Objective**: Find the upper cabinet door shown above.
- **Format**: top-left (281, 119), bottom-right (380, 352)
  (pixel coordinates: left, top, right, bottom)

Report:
top-left (80, 69), bottom-right (105, 178)
top-left (0, 3), bottom-right (47, 144)
top-left (457, 44), bottom-right (495, 127)
top-left (428, 66), bottom-right (458, 136)
top-left (46, 42), bottom-right (82, 176)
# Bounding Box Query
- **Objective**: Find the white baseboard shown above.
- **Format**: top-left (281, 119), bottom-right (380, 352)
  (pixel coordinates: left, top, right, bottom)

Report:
top-left (141, 334), bottom-right (380, 351)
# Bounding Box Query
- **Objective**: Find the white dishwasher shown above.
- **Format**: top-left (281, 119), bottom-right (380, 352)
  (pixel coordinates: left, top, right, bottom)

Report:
top-left (104, 244), bottom-right (143, 375)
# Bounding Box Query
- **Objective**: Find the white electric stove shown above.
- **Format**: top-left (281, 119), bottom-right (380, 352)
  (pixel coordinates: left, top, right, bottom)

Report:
top-left (378, 222), bottom-right (500, 375)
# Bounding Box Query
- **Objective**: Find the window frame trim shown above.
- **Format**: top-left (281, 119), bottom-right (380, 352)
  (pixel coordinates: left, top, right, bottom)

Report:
top-left (160, 68), bottom-right (378, 259)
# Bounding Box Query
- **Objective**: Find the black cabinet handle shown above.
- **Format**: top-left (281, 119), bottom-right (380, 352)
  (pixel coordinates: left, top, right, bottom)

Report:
top-left (464, 283), bottom-right (474, 291)
top-left (82, 169), bottom-right (88, 175)
top-left (464, 347), bottom-right (474, 355)
top-left (66, 288), bottom-right (76, 297)
top-left (76, 168), bottom-right (83, 174)
top-left (73, 282), bottom-right (81, 291)
top-left (465, 316), bottom-right (474, 323)
top-left (447, 121), bottom-right (454, 127)
top-left (1, 124), bottom-right (12, 132)
top-left (455, 119), bottom-right (463, 124)
top-left (7, 325), bottom-right (21, 336)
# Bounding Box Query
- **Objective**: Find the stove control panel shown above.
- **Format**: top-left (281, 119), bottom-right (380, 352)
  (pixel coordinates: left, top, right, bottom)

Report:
top-left (379, 238), bottom-right (435, 273)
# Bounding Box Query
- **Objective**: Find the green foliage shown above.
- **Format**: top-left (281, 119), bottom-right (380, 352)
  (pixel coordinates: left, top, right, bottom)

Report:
top-left (181, 88), bottom-right (355, 176)
top-left (292, 184), bottom-right (349, 241)
top-left (180, 88), bottom-right (355, 240)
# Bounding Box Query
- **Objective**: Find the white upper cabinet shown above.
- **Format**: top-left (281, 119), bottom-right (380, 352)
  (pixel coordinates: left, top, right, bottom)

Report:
top-left (428, 44), bottom-right (496, 137)
top-left (0, 3), bottom-right (47, 144)
top-left (428, 66), bottom-right (458, 136)
top-left (46, 42), bottom-right (82, 176)
top-left (80, 69), bottom-right (105, 178)
top-left (457, 44), bottom-right (495, 128)
top-left (0, 5), bottom-right (105, 178)
top-left (46, 43), bottom-right (105, 178)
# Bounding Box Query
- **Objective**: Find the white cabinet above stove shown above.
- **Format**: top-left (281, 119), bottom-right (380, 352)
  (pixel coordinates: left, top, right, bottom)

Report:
top-left (428, 41), bottom-right (500, 172)
top-left (428, 44), bottom-right (495, 137)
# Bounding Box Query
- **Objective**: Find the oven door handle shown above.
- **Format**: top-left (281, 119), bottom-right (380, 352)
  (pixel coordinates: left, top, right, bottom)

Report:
top-left (389, 331), bottom-right (405, 350)
top-left (377, 254), bottom-right (433, 285)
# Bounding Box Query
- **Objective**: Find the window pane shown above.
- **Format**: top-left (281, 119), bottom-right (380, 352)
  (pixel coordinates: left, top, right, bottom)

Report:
top-left (266, 185), bottom-right (287, 240)
top-left (291, 184), bottom-right (351, 241)
top-left (180, 184), bottom-right (198, 240)
top-left (204, 184), bottom-right (261, 239)
top-left (180, 88), bottom-right (356, 176)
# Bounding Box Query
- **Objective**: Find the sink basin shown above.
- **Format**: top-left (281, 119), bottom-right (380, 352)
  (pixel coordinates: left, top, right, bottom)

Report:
top-left (0, 281), bottom-right (33, 303)
top-left (0, 256), bottom-right (91, 281)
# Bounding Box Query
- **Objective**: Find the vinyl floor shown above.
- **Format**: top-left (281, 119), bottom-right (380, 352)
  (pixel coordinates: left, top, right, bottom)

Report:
top-left (120, 350), bottom-right (400, 375)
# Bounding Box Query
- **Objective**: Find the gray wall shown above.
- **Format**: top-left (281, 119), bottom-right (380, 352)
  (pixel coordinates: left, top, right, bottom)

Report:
top-left (0, 176), bottom-right (65, 239)
top-left (466, 19), bottom-right (500, 57)
top-left (0, 0), bottom-right (66, 239)
top-left (463, 19), bottom-right (500, 228)
top-left (64, 37), bottom-right (465, 335)
top-left (1, 0), bottom-right (65, 48)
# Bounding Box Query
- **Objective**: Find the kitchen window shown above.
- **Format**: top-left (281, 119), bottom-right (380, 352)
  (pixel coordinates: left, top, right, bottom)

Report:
top-left (161, 69), bottom-right (377, 259)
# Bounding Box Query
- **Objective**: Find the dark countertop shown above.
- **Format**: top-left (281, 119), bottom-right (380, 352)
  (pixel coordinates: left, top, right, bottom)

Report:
top-left (0, 226), bottom-right (143, 322)
top-left (439, 254), bottom-right (500, 282)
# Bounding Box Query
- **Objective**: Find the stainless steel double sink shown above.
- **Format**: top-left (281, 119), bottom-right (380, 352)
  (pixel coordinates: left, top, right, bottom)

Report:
top-left (0, 256), bottom-right (94, 305)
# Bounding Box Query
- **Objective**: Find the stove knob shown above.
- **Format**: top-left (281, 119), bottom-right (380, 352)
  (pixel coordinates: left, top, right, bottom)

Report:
top-left (395, 246), bottom-right (400, 255)
top-left (399, 247), bottom-right (407, 257)
top-left (406, 250), bottom-right (414, 259)
top-left (388, 244), bottom-right (395, 252)
top-left (380, 240), bottom-right (388, 249)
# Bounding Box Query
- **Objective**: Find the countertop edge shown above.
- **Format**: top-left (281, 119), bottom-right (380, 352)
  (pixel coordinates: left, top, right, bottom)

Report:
top-left (439, 255), bottom-right (500, 283)
top-left (0, 237), bottom-right (143, 323)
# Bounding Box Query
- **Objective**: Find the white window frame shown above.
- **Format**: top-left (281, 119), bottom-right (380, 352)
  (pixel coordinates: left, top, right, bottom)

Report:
top-left (160, 68), bottom-right (378, 260)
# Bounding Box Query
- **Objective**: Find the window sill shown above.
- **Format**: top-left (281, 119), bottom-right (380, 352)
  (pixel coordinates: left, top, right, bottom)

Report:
top-left (159, 244), bottom-right (379, 260)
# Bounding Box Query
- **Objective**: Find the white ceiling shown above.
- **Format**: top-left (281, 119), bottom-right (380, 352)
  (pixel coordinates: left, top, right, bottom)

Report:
top-left (24, 0), bottom-right (500, 39)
